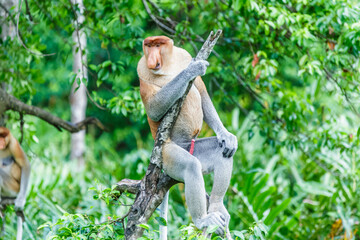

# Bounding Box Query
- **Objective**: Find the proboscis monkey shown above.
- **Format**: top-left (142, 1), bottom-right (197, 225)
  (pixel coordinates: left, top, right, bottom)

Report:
top-left (0, 127), bottom-right (31, 240)
top-left (138, 36), bottom-right (237, 238)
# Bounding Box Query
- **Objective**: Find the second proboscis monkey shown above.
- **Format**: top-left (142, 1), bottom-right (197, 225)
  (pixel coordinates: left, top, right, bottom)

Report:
top-left (138, 36), bottom-right (237, 237)
top-left (0, 127), bottom-right (31, 240)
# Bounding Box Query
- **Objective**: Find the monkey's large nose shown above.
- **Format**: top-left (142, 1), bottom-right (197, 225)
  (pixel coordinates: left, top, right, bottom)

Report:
top-left (148, 62), bottom-right (161, 70)
top-left (147, 59), bottom-right (161, 69)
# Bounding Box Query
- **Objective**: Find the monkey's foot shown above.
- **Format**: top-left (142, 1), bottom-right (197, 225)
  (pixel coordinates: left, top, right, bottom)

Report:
top-left (194, 212), bottom-right (226, 236)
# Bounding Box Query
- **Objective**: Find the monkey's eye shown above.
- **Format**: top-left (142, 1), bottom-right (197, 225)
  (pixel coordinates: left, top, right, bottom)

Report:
top-left (156, 44), bottom-right (160, 47)
top-left (148, 45), bottom-right (151, 48)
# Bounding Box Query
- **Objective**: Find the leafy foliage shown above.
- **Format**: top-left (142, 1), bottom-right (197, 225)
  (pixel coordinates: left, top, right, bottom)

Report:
top-left (1, 0), bottom-right (360, 239)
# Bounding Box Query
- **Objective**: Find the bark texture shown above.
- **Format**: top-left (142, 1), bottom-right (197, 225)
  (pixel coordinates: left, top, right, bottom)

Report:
top-left (117, 30), bottom-right (222, 240)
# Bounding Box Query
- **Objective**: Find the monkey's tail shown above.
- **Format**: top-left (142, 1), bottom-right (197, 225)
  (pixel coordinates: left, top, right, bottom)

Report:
top-left (159, 191), bottom-right (169, 240)
top-left (16, 215), bottom-right (23, 240)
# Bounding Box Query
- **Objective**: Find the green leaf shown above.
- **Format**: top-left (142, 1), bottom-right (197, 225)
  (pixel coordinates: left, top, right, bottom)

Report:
top-left (264, 198), bottom-right (291, 225)
top-left (233, 230), bottom-right (245, 240)
top-left (139, 224), bottom-right (150, 230)
top-left (89, 64), bottom-right (98, 71)
top-left (102, 60), bottom-right (112, 68)
top-left (155, 217), bottom-right (167, 226)
top-left (299, 55), bottom-right (307, 66)
top-left (206, 225), bottom-right (219, 234)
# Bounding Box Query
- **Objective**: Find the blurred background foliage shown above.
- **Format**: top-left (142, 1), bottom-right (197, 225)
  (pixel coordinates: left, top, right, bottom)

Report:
top-left (1, 0), bottom-right (360, 239)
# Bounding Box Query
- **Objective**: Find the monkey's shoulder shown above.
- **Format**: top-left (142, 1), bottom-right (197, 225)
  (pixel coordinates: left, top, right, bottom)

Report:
top-left (172, 46), bottom-right (192, 61)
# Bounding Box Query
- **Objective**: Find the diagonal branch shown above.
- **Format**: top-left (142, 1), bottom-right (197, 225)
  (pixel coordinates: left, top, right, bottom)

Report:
top-left (0, 88), bottom-right (106, 132)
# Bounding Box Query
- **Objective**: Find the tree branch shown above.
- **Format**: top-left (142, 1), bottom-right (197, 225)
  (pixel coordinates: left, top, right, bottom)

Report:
top-left (0, 88), bottom-right (106, 133)
top-left (119, 30), bottom-right (222, 240)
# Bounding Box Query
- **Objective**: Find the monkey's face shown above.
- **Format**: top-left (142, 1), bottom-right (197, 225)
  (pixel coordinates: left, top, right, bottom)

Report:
top-left (0, 127), bottom-right (10, 150)
top-left (143, 36), bottom-right (173, 74)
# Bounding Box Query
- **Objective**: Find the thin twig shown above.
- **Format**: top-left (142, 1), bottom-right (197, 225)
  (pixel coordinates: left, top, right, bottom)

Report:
top-left (323, 68), bottom-right (359, 116)
top-left (142, 0), bottom-right (175, 34)
top-left (212, 78), bottom-right (248, 115)
top-left (24, 0), bottom-right (32, 21)
top-left (299, 146), bottom-right (342, 178)
top-left (16, 0), bottom-right (55, 56)
top-left (84, 87), bottom-right (108, 111)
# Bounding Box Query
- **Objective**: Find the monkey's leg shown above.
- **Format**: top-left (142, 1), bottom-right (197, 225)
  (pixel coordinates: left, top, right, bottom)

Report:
top-left (163, 141), bottom-right (226, 235)
top-left (189, 137), bottom-right (233, 213)
top-left (184, 137), bottom-right (234, 238)
top-left (163, 142), bottom-right (207, 221)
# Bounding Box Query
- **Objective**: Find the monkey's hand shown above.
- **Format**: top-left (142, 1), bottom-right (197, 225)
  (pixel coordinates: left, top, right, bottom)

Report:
top-left (186, 59), bottom-right (209, 79)
top-left (216, 129), bottom-right (238, 158)
top-left (14, 197), bottom-right (25, 211)
top-left (194, 212), bottom-right (226, 236)
top-left (208, 202), bottom-right (231, 226)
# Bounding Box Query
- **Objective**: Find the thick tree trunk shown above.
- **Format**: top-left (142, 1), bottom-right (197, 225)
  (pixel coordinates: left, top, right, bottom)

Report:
top-left (70, 0), bottom-right (88, 167)
top-left (119, 30), bottom-right (222, 240)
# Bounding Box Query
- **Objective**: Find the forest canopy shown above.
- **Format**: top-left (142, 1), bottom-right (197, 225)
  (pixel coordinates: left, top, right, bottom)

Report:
top-left (0, 0), bottom-right (359, 239)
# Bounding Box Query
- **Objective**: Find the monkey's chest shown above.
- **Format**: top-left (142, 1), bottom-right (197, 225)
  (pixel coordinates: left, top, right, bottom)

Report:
top-left (173, 86), bottom-right (203, 140)
top-left (0, 153), bottom-right (21, 194)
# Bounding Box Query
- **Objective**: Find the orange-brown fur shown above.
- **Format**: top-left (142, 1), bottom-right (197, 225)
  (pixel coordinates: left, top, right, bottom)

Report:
top-left (0, 127), bottom-right (28, 195)
top-left (138, 36), bottom-right (207, 141)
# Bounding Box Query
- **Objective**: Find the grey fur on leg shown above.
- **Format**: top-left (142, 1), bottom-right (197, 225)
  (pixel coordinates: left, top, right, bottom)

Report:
top-left (176, 137), bottom-right (235, 237)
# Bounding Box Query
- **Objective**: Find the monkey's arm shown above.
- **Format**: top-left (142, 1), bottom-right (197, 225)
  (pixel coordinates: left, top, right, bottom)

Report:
top-left (195, 77), bottom-right (238, 158)
top-left (141, 60), bottom-right (209, 122)
top-left (9, 136), bottom-right (31, 209)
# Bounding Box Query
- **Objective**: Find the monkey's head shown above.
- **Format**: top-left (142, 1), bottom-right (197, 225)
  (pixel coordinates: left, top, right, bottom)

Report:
top-left (143, 36), bottom-right (173, 74)
top-left (0, 127), bottom-right (10, 150)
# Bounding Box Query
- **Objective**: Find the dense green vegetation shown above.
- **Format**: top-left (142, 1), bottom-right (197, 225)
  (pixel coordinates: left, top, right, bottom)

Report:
top-left (1, 0), bottom-right (360, 239)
